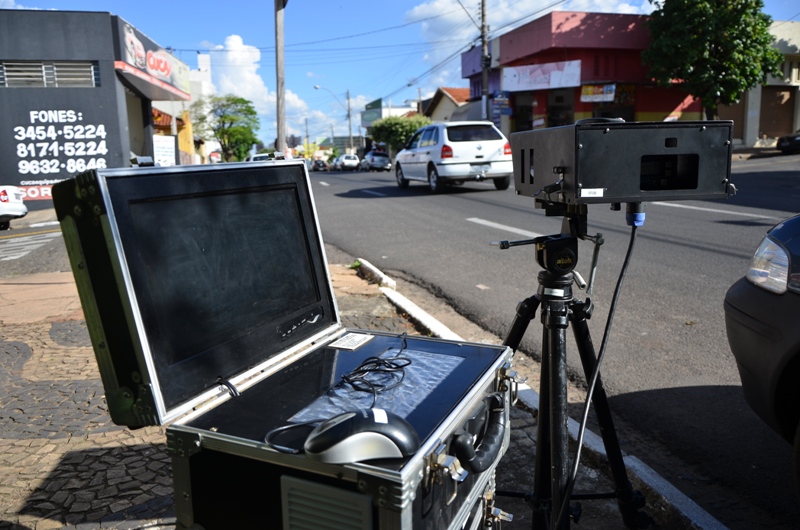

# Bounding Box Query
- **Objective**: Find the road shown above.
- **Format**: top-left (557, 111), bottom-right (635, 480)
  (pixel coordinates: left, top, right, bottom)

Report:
top-left (308, 156), bottom-right (800, 529)
top-left (1, 154), bottom-right (797, 528)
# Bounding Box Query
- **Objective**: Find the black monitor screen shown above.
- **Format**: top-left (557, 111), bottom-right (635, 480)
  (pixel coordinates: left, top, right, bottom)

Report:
top-left (104, 163), bottom-right (336, 410)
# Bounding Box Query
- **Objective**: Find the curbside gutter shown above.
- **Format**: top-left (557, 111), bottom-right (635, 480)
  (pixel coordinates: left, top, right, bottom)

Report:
top-left (365, 260), bottom-right (727, 530)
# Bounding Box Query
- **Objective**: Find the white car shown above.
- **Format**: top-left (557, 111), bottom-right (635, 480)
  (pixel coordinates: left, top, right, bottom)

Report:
top-left (394, 121), bottom-right (512, 193)
top-left (0, 185), bottom-right (28, 230)
top-left (339, 154), bottom-right (360, 171)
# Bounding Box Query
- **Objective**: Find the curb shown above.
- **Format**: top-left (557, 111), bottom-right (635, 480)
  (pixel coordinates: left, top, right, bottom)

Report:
top-left (367, 262), bottom-right (726, 530)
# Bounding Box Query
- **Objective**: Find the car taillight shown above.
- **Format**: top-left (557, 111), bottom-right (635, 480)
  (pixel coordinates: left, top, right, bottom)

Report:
top-left (503, 142), bottom-right (511, 155)
top-left (0, 190), bottom-right (8, 202)
top-left (441, 145), bottom-right (453, 159)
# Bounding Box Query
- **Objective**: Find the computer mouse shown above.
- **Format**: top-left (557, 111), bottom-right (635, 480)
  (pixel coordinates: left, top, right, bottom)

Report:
top-left (303, 408), bottom-right (420, 464)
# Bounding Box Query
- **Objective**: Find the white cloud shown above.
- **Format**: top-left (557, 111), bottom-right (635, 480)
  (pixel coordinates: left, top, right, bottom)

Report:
top-left (208, 35), bottom-right (312, 143)
top-left (2, 0), bottom-right (39, 8)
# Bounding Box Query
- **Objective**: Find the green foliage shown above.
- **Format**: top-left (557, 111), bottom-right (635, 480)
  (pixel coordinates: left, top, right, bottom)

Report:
top-left (370, 115), bottom-right (432, 155)
top-left (190, 94), bottom-right (260, 161)
top-left (642, 0), bottom-right (784, 120)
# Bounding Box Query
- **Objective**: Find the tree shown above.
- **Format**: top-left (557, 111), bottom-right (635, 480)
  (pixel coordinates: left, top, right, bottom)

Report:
top-left (642, 0), bottom-right (783, 120)
top-left (370, 115), bottom-right (431, 155)
top-left (190, 94), bottom-right (260, 161)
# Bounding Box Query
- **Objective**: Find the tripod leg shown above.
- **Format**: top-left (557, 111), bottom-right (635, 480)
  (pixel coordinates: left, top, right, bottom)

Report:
top-left (532, 330), bottom-right (551, 530)
top-left (503, 295), bottom-right (540, 352)
top-left (570, 301), bottom-right (648, 529)
top-left (544, 301), bottom-right (571, 530)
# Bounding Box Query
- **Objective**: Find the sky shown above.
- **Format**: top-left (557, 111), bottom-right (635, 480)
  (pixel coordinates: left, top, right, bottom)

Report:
top-left (3, 0), bottom-right (798, 147)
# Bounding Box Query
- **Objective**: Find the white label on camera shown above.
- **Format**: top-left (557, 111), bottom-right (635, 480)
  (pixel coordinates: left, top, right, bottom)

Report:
top-left (581, 188), bottom-right (604, 197)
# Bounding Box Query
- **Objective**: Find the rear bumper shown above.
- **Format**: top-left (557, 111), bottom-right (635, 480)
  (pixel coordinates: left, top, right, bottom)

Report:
top-left (435, 160), bottom-right (512, 180)
top-left (0, 204), bottom-right (28, 223)
top-left (724, 277), bottom-right (800, 440)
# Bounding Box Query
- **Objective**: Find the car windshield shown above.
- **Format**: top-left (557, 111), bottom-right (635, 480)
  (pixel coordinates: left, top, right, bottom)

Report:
top-left (446, 125), bottom-right (502, 142)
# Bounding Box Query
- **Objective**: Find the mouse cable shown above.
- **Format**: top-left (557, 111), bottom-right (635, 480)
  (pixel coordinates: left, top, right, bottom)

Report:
top-left (264, 419), bottom-right (326, 454)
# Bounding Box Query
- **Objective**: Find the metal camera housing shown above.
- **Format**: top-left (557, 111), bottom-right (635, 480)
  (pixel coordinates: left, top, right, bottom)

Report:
top-left (510, 119), bottom-right (735, 205)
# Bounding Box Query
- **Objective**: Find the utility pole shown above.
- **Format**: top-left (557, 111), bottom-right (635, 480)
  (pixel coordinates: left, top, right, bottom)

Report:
top-left (275, 0), bottom-right (287, 154)
top-left (346, 89), bottom-right (353, 155)
top-left (481, 0), bottom-right (490, 121)
top-left (304, 117), bottom-right (309, 158)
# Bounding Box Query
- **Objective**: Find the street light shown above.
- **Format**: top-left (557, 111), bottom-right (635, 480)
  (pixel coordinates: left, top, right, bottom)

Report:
top-left (315, 85), bottom-right (353, 155)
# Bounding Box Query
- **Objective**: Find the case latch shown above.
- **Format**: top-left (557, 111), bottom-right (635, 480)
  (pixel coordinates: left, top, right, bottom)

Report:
top-left (498, 360), bottom-right (521, 405)
top-left (426, 442), bottom-right (468, 506)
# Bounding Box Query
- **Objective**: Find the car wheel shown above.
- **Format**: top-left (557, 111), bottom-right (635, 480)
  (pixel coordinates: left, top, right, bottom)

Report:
top-left (396, 165), bottom-right (409, 189)
top-left (428, 166), bottom-right (445, 193)
top-left (494, 176), bottom-right (511, 190)
top-left (0, 221), bottom-right (9, 231)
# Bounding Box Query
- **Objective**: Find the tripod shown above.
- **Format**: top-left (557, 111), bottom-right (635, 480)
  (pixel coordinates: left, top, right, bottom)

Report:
top-left (497, 211), bottom-right (648, 529)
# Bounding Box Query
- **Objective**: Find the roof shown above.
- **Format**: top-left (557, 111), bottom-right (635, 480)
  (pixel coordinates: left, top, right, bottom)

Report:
top-left (424, 87), bottom-right (472, 118)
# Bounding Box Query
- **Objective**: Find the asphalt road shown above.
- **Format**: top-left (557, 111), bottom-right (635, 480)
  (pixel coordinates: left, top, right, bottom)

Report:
top-left (308, 156), bottom-right (800, 529)
top-left (2, 154), bottom-right (798, 528)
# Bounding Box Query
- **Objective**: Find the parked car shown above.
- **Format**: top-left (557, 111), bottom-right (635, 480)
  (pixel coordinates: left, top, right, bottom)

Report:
top-left (340, 154), bottom-right (360, 171)
top-left (330, 156), bottom-right (343, 171)
top-left (724, 213), bottom-right (800, 499)
top-left (311, 160), bottom-right (329, 172)
top-left (777, 130), bottom-right (800, 154)
top-left (360, 150), bottom-right (392, 172)
top-left (0, 185), bottom-right (28, 230)
top-left (394, 121), bottom-right (512, 193)
top-left (245, 153), bottom-right (272, 162)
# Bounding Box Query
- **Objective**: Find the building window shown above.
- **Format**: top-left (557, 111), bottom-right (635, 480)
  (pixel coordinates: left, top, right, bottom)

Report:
top-left (0, 61), bottom-right (100, 88)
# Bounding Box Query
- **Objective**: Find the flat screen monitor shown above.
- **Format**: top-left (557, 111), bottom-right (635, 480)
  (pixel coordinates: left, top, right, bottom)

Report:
top-left (102, 162), bottom-right (336, 410)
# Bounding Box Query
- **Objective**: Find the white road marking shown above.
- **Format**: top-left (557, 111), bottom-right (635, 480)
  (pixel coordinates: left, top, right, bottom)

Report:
top-left (0, 232), bottom-right (61, 261)
top-left (318, 181), bottom-right (330, 186)
top-left (466, 217), bottom-right (545, 238)
top-left (652, 202), bottom-right (780, 220)
top-left (476, 284), bottom-right (490, 290)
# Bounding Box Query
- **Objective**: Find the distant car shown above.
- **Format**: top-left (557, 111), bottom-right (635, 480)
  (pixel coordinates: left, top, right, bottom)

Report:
top-left (340, 154), bottom-right (360, 171)
top-left (0, 185), bottom-right (28, 230)
top-left (331, 156), bottom-right (343, 171)
top-left (245, 153), bottom-right (272, 162)
top-left (777, 130), bottom-right (800, 154)
top-left (724, 213), bottom-right (800, 500)
top-left (311, 160), bottom-right (329, 172)
top-left (360, 150), bottom-right (392, 172)
top-left (394, 121), bottom-right (512, 193)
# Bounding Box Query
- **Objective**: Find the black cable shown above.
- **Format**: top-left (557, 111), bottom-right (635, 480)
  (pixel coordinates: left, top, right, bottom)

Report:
top-left (337, 333), bottom-right (411, 407)
top-left (555, 224), bottom-right (638, 529)
top-left (264, 419), bottom-right (325, 454)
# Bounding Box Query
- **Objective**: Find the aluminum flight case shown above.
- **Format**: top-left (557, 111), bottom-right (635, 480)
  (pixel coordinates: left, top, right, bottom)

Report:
top-left (52, 160), bottom-right (516, 530)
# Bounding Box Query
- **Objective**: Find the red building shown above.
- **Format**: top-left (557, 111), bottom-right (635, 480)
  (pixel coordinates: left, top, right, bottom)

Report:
top-left (461, 11), bottom-right (800, 146)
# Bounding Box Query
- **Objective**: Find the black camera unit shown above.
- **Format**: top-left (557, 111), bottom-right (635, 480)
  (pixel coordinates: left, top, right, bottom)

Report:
top-left (510, 119), bottom-right (736, 206)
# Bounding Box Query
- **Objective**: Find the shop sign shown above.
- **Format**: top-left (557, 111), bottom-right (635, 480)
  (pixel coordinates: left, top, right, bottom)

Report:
top-left (153, 135), bottom-right (177, 167)
top-left (581, 84), bottom-right (616, 102)
top-left (502, 60), bottom-right (581, 92)
top-left (113, 16), bottom-right (190, 101)
top-left (8, 108), bottom-right (113, 199)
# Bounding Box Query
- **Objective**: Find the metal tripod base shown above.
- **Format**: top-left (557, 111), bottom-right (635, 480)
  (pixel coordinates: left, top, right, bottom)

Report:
top-left (501, 270), bottom-right (648, 529)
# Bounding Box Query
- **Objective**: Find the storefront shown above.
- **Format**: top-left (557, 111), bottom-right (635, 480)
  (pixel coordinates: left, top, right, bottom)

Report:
top-left (0, 10), bottom-right (190, 208)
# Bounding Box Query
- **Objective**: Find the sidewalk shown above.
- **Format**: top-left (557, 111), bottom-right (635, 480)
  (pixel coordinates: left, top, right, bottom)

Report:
top-left (0, 212), bottom-right (725, 529)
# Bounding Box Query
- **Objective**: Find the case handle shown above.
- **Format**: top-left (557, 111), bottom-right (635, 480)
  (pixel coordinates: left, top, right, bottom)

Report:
top-left (452, 393), bottom-right (506, 474)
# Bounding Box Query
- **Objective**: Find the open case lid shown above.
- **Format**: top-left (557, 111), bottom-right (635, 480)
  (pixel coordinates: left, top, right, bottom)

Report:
top-left (53, 160), bottom-right (341, 427)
